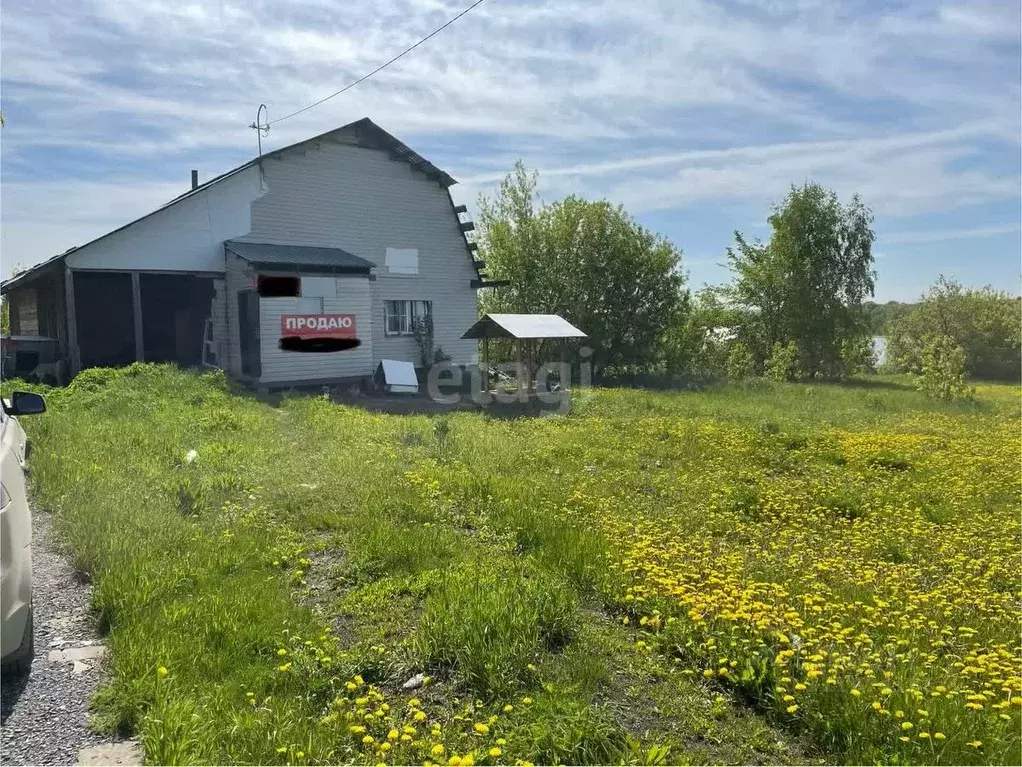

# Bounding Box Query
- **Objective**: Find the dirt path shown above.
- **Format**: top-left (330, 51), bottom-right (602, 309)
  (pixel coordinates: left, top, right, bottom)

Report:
top-left (0, 509), bottom-right (141, 766)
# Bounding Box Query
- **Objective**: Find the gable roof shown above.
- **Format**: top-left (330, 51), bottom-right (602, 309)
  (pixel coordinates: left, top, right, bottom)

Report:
top-left (2, 118), bottom-right (463, 294)
top-left (225, 240), bottom-right (374, 273)
top-left (461, 314), bottom-right (588, 340)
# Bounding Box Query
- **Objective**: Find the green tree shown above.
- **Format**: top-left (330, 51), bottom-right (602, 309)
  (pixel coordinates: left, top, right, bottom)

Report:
top-left (863, 300), bottom-right (914, 335)
top-left (477, 163), bottom-right (688, 379)
top-left (724, 182), bottom-right (876, 378)
top-left (662, 287), bottom-right (751, 377)
top-left (1, 261), bottom-right (26, 336)
top-left (887, 276), bottom-right (1021, 381)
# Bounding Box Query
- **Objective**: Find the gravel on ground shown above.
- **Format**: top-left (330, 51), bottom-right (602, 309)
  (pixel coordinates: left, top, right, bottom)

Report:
top-left (0, 508), bottom-right (140, 766)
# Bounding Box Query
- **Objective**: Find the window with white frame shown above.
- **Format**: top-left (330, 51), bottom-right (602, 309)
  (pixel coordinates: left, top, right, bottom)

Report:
top-left (384, 300), bottom-right (431, 336)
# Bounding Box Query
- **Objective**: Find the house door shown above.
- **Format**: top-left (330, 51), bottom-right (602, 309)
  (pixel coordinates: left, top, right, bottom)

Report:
top-left (237, 290), bottom-right (261, 378)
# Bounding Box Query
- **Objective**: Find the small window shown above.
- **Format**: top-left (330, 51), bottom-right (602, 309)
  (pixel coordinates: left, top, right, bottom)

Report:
top-left (257, 275), bottom-right (299, 297)
top-left (384, 300), bottom-right (431, 336)
top-left (385, 248), bottom-right (419, 275)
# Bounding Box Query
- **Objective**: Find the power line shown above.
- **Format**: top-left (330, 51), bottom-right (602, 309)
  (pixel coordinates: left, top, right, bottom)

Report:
top-left (266, 0), bottom-right (489, 127)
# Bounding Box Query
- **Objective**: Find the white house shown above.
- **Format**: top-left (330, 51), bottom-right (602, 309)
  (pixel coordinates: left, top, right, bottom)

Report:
top-left (0, 119), bottom-right (499, 386)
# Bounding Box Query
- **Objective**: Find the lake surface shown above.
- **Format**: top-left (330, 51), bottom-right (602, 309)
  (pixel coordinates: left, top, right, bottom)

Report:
top-left (873, 336), bottom-right (887, 367)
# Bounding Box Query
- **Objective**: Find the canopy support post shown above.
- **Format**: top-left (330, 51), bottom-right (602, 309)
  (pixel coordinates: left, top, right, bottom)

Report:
top-left (483, 336), bottom-right (490, 393)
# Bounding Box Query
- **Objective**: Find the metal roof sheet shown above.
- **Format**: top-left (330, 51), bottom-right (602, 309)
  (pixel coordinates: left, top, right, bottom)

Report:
top-left (224, 241), bottom-right (374, 271)
top-left (461, 313), bottom-right (588, 340)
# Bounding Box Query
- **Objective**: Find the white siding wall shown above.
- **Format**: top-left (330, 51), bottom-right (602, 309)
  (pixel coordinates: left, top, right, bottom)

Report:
top-left (238, 137), bottom-right (478, 365)
top-left (258, 275), bottom-right (373, 383)
top-left (67, 167), bottom-right (264, 273)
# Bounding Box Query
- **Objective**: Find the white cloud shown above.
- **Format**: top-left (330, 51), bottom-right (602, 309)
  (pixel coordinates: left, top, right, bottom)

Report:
top-left (883, 223), bottom-right (1022, 245)
top-left (1, 0), bottom-right (1019, 280)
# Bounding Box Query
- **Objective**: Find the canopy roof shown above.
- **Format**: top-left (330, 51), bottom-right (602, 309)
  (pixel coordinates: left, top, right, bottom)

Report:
top-left (461, 313), bottom-right (587, 340)
top-left (225, 240), bottom-right (374, 273)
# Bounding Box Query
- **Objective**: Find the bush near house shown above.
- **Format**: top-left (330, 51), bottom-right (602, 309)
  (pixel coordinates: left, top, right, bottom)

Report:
top-left (7, 365), bottom-right (1020, 766)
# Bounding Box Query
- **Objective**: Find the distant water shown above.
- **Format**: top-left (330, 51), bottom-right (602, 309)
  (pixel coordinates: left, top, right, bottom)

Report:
top-left (872, 336), bottom-right (887, 367)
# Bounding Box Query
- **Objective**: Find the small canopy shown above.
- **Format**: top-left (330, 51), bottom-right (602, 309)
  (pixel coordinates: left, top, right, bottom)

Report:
top-left (225, 240), bottom-right (374, 273)
top-left (461, 313), bottom-right (587, 340)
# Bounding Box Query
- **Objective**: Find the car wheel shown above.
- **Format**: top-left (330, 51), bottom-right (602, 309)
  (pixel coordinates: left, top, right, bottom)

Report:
top-left (1, 605), bottom-right (34, 676)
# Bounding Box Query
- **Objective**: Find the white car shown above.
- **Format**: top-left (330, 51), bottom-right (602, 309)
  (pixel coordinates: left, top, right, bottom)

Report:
top-left (1, 390), bottom-right (46, 675)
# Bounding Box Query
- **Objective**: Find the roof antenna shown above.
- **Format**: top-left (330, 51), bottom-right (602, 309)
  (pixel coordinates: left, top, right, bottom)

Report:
top-left (249, 104), bottom-right (270, 157)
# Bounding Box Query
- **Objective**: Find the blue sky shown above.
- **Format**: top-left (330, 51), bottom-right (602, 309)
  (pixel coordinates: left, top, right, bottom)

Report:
top-left (1, 0), bottom-right (1019, 301)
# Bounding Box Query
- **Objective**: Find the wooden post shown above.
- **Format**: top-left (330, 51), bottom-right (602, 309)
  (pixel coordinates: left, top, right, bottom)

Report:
top-left (483, 336), bottom-right (490, 393)
top-left (64, 266), bottom-right (80, 375)
top-left (131, 271), bottom-right (144, 361)
top-left (517, 338), bottom-right (525, 394)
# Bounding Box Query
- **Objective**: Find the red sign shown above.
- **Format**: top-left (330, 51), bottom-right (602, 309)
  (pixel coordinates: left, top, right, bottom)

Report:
top-left (281, 314), bottom-right (356, 338)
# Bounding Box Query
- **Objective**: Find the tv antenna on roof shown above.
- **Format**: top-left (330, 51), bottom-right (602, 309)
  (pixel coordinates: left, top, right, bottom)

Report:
top-left (249, 104), bottom-right (270, 156)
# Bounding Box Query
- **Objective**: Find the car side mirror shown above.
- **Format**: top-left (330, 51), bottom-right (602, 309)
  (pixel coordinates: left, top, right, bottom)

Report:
top-left (8, 391), bottom-right (46, 416)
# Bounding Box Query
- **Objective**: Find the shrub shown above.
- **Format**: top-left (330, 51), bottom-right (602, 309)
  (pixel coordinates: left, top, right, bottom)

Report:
top-left (839, 335), bottom-right (876, 377)
top-left (764, 341), bottom-right (800, 382)
top-left (915, 335), bottom-right (974, 401)
top-left (724, 341), bottom-right (756, 380)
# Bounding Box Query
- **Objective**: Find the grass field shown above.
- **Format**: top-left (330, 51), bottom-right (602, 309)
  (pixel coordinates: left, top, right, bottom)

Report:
top-left (6, 365), bottom-right (1020, 765)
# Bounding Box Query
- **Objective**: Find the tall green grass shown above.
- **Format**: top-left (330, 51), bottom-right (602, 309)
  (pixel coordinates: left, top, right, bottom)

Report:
top-left (11, 364), bottom-right (1012, 764)
top-left (415, 563), bottom-right (579, 697)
